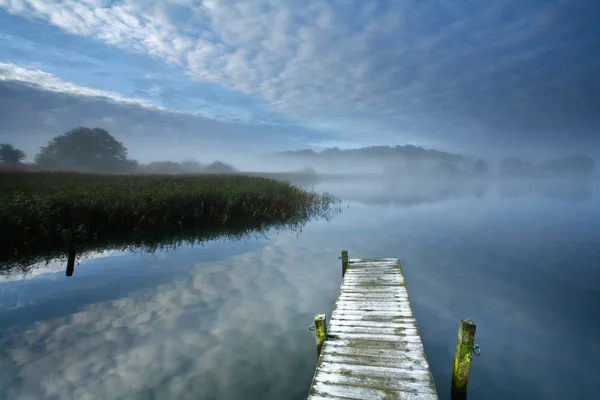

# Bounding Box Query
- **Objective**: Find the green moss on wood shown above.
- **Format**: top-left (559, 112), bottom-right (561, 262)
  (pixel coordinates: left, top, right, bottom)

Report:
top-left (314, 314), bottom-right (328, 356)
top-left (451, 319), bottom-right (476, 394)
top-left (341, 250), bottom-right (349, 276)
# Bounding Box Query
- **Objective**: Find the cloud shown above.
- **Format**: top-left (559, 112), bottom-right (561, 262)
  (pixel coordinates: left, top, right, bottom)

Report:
top-left (0, 61), bottom-right (274, 124)
top-left (0, 62), bottom-right (172, 112)
top-left (0, 250), bottom-right (129, 284)
top-left (0, 197), bottom-right (598, 399)
top-left (0, 78), bottom-right (338, 164)
top-left (1, 0), bottom-right (599, 157)
top-left (0, 229), bottom-right (355, 398)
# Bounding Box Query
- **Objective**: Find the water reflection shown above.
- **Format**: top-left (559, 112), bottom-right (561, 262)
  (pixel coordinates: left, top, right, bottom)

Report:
top-left (1, 203), bottom-right (341, 278)
top-left (4, 178), bottom-right (592, 278)
top-left (497, 179), bottom-right (594, 202)
top-left (0, 235), bottom-right (342, 399)
top-left (0, 181), bottom-right (599, 399)
top-left (311, 179), bottom-right (489, 207)
top-left (313, 178), bottom-right (594, 207)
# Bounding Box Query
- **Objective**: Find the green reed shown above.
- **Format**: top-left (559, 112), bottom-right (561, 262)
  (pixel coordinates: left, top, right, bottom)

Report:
top-left (0, 171), bottom-right (339, 266)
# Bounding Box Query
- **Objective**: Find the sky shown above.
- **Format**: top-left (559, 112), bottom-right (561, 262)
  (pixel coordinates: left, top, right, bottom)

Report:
top-left (0, 0), bottom-right (599, 165)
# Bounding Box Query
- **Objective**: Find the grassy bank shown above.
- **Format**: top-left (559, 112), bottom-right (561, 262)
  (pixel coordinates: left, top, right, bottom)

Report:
top-left (237, 171), bottom-right (321, 186)
top-left (0, 171), bottom-right (339, 265)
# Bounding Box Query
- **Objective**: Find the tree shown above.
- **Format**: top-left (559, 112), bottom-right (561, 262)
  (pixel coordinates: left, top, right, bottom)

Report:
top-left (499, 158), bottom-right (535, 177)
top-left (120, 159), bottom-right (140, 174)
top-left (539, 155), bottom-right (596, 177)
top-left (139, 161), bottom-right (186, 174)
top-left (35, 127), bottom-right (133, 173)
top-left (181, 160), bottom-right (205, 173)
top-left (204, 161), bottom-right (236, 174)
top-left (500, 155), bottom-right (595, 178)
top-left (473, 159), bottom-right (489, 176)
top-left (299, 166), bottom-right (317, 175)
top-left (34, 152), bottom-right (60, 169)
top-left (432, 162), bottom-right (460, 177)
top-left (0, 144), bottom-right (26, 164)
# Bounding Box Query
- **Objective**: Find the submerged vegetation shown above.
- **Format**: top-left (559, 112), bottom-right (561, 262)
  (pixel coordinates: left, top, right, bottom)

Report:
top-left (0, 171), bottom-right (340, 273)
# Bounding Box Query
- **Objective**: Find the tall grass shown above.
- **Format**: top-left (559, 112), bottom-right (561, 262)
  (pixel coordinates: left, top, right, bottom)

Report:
top-left (0, 171), bottom-right (340, 268)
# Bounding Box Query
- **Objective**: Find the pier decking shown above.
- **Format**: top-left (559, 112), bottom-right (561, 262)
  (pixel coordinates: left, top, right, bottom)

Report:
top-left (308, 256), bottom-right (439, 399)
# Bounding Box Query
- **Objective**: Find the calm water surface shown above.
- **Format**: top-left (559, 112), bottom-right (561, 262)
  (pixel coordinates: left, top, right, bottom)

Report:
top-left (1, 180), bottom-right (599, 400)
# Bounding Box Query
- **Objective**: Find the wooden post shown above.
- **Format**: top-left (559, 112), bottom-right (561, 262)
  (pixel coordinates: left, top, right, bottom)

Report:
top-left (314, 314), bottom-right (328, 356)
top-left (341, 250), bottom-right (348, 277)
top-left (61, 229), bottom-right (76, 277)
top-left (451, 319), bottom-right (477, 399)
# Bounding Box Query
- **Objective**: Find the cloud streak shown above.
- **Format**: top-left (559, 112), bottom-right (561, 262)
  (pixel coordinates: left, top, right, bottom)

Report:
top-left (1, 0), bottom-right (599, 157)
top-left (0, 78), bottom-right (338, 164)
top-left (0, 62), bottom-right (173, 112)
top-left (1, 196), bottom-right (599, 399)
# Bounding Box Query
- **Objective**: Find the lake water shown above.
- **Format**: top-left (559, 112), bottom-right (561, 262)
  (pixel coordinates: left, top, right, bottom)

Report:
top-left (1, 179), bottom-right (599, 400)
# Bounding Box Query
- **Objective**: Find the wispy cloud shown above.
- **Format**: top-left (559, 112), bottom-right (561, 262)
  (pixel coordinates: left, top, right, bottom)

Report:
top-left (0, 61), bottom-right (274, 124)
top-left (0, 62), bottom-right (173, 112)
top-left (1, 201), bottom-right (598, 398)
top-left (0, 78), bottom-right (337, 164)
top-left (1, 0), bottom-right (599, 156)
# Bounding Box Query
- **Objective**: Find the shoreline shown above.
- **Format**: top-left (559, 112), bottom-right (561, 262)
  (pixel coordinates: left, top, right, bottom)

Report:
top-left (0, 171), bottom-right (339, 269)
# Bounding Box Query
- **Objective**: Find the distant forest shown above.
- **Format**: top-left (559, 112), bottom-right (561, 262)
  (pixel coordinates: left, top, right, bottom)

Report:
top-left (1, 131), bottom-right (596, 179)
top-left (499, 156), bottom-right (596, 178)
top-left (264, 145), bottom-right (596, 178)
top-left (0, 127), bottom-right (237, 175)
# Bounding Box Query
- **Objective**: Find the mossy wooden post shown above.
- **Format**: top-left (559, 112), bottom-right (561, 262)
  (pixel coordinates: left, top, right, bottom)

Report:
top-left (61, 229), bottom-right (76, 277)
top-left (451, 318), bottom-right (477, 399)
top-left (314, 314), bottom-right (328, 356)
top-left (341, 250), bottom-right (349, 277)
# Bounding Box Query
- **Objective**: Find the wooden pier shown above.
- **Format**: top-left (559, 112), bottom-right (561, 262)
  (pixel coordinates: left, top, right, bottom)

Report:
top-left (307, 253), bottom-right (439, 399)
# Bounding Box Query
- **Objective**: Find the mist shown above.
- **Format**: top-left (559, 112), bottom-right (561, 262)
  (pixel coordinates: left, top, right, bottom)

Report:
top-left (2, 0), bottom-right (600, 165)
top-left (2, 123), bottom-right (596, 184)
top-left (2, 1), bottom-right (600, 399)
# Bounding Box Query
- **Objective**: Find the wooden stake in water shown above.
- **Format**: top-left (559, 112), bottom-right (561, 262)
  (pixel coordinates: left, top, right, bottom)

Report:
top-left (341, 250), bottom-right (349, 277)
top-left (61, 229), bottom-right (76, 277)
top-left (314, 314), bottom-right (328, 356)
top-left (451, 319), bottom-right (477, 398)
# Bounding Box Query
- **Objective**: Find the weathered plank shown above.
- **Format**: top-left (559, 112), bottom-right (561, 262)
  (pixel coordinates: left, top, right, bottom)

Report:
top-left (308, 257), bottom-right (438, 399)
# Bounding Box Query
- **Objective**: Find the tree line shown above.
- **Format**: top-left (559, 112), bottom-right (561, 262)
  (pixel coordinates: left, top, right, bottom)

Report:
top-left (499, 156), bottom-right (596, 178)
top-left (1, 129), bottom-right (596, 178)
top-left (0, 127), bottom-right (236, 174)
top-left (267, 145), bottom-right (596, 178)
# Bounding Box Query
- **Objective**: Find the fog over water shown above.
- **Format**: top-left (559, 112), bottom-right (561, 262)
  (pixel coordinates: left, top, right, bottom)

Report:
top-left (2, 0), bottom-right (599, 398)
top-left (1, 178), bottom-right (599, 400)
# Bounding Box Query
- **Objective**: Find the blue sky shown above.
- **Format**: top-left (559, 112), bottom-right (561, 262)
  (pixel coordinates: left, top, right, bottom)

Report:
top-left (0, 0), bottom-right (599, 164)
